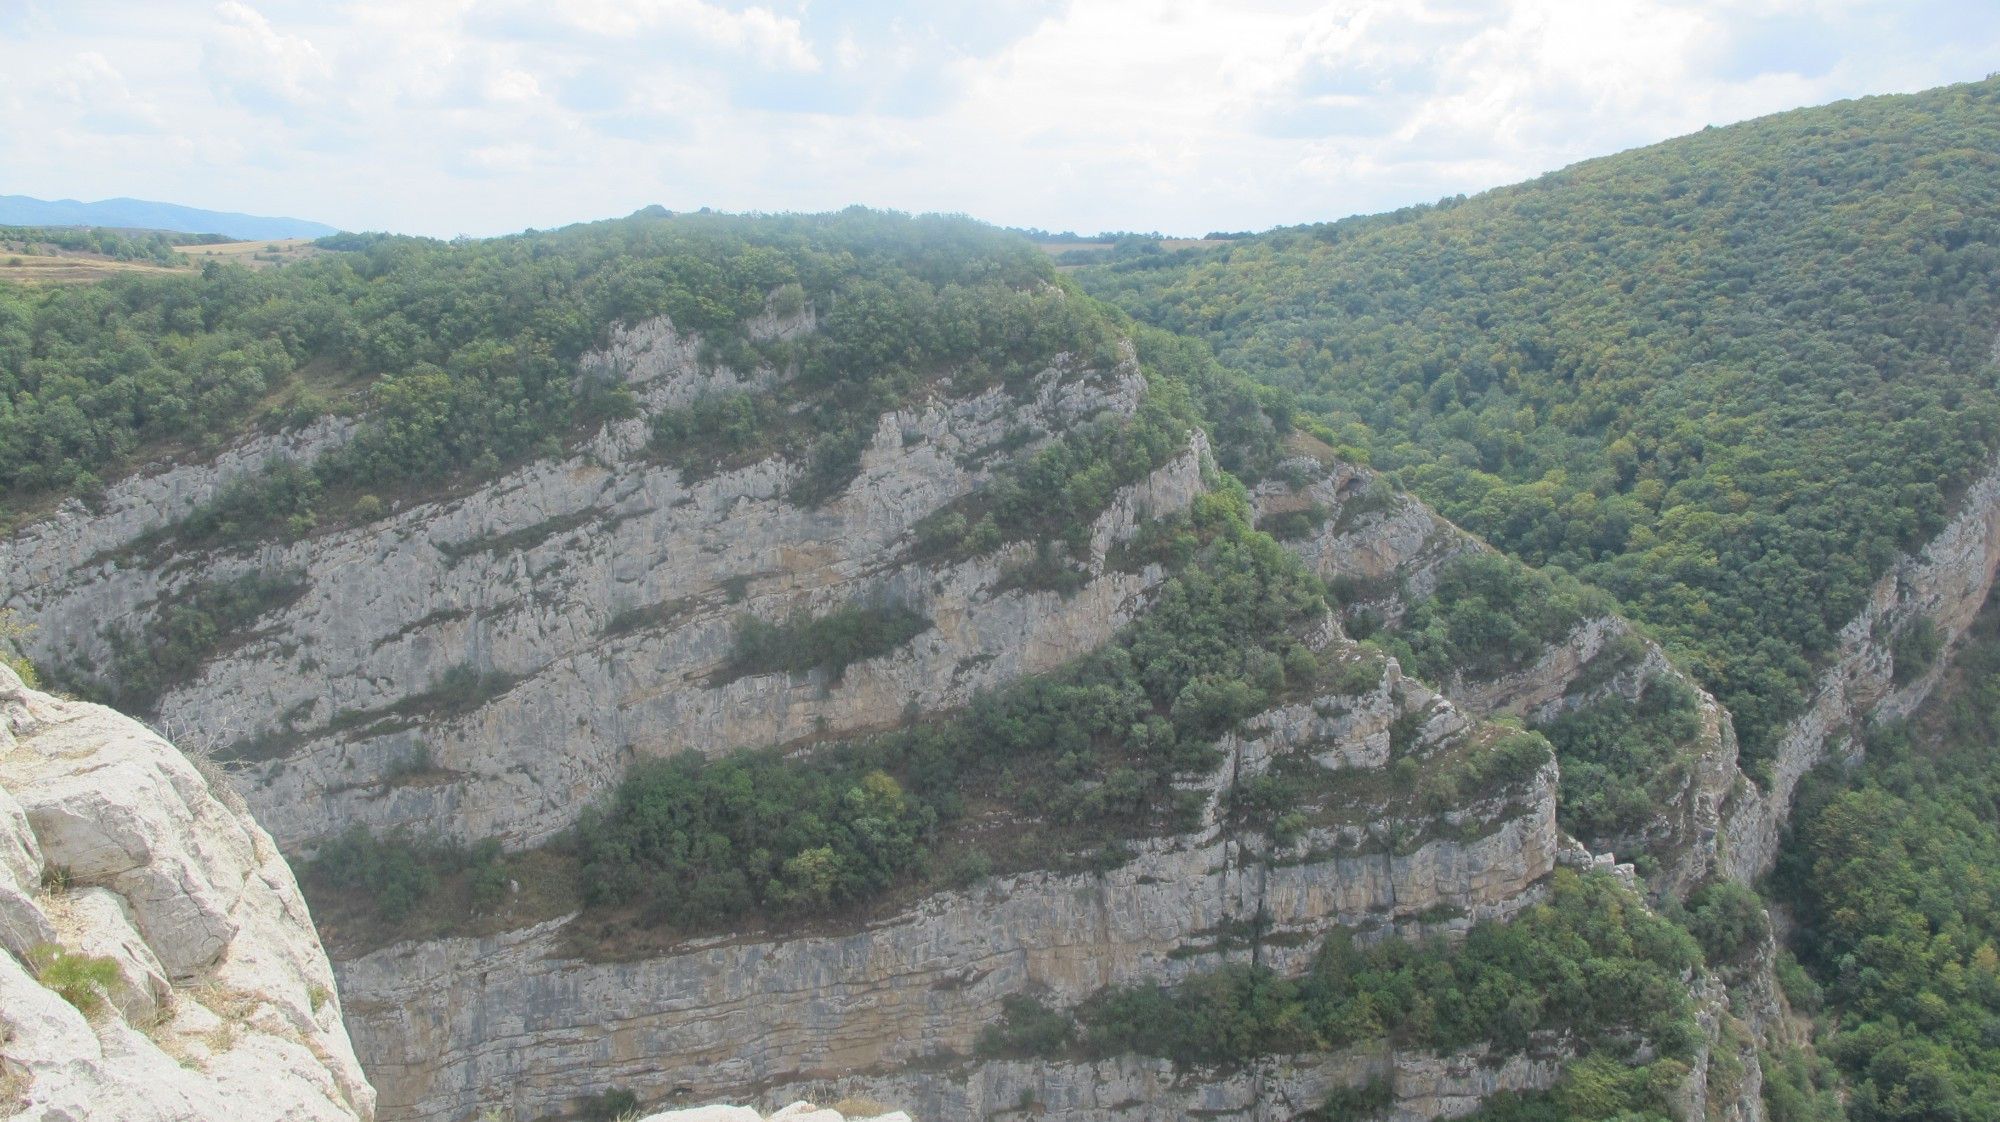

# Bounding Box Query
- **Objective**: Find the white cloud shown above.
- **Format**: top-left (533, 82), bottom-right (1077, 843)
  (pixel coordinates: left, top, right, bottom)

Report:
top-left (0, 0), bottom-right (1995, 236)
top-left (511, 0), bottom-right (820, 71)
top-left (202, 0), bottom-right (334, 114)
top-left (56, 51), bottom-right (167, 134)
top-left (488, 67), bottom-right (541, 103)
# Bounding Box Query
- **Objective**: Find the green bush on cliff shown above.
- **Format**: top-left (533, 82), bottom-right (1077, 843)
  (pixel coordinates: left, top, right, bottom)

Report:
top-left (0, 609), bottom-right (37, 687)
top-left (1066, 870), bottom-right (1699, 1069)
top-left (306, 826), bottom-right (508, 922)
top-left (1380, 550), bottom-right (1615, 685)
top-left (26, 942), bottom-right (122, 1016)
top-left (721, 602), bottom-right (932, 684)
top-left (1536, 677), bottom-right (1703, 848)
top-left (78, 567), bottom-right (307, 715)
top-left (911, 393), bottom-right (1192, 565)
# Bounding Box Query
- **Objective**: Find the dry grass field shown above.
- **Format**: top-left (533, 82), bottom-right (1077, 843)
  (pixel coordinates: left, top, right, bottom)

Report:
top-left (0, 252), bottom-right (187, 283)
top-left (0, 236), bottom-right (324, 284)
top-left (175, 237), bottom-right (323, 269)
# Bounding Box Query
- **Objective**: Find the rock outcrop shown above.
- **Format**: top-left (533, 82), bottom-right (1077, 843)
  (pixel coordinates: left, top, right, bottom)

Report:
top-left (0, 664), bottom-right (374, 1121)
top-left (1255, 447), bottom-right (2000, 1122)
top-left (1, 320), bottom-right (1199, 854)
top-left (16, 303), bottom-right (1997, 1122)
top-left (1253, 456), bottom-right (1738, 894)
top-left (1259, 450), bottom-right (2000, 894)
top-left (334, 651), bottom-right (1560, 1122)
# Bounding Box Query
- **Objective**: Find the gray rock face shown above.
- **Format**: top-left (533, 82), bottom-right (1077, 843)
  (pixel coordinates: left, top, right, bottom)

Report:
top-left (0, 415), bottom-right (357, 604)
top-left (1252, 448), bottom-right (2000, 1122)
top-left (2, 320), bottom-right (1198, 854)
top-left (0, 664), bottom-right (374, 1121)
top-left (763, 1042), bottom-right (1565, 1122)
top-left (1260, 451), bottom-right (2000, 895)
top-left (1719, 455), bottom-right (2000, 880)
top-left (333, 660), bottom-right (1559, 1122)
top-left (1254, 458), bottom-right (1739, 893)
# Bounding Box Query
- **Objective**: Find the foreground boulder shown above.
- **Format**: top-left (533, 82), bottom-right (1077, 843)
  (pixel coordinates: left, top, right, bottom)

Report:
top-left (0, 664), bottom-right (374, 1121)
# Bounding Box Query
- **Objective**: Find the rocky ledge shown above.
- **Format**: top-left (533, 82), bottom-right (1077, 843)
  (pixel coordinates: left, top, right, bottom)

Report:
top-left (0, 664), bottom-right (374, 1121)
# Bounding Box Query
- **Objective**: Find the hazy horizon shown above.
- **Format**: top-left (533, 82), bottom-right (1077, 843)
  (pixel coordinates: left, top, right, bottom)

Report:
top-left (4, 1), bottom-right (1998, 240)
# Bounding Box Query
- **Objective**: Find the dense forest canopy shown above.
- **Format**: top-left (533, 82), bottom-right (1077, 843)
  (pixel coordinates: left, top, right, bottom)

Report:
top-left (1081, 77), bottom-right (2000, 772)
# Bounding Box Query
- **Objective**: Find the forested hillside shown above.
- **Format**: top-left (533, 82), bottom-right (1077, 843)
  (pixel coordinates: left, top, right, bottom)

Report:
top-left (0, 208), bottom-right (1114, 528)
top-left (1081, 77), bottom-right (2000, 772)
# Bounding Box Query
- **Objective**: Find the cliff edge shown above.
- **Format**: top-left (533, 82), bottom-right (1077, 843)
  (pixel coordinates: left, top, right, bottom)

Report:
top-left (0, 664), bottom-right (375, 1121)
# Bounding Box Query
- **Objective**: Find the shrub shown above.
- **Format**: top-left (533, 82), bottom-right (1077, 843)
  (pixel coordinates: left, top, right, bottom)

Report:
top-left (723, 602), bottom-right (932, 683)
top-left (1321, 1077), bottom-right (1393, 1118)
top-left (1680, 879), bottom-right (1770, 965)
top-left (1382, 551), bottom-right (1611, 685)
top-left (1891, 614), bottom-right (1942, 686)
top-left (0, 609), bottom-right (37, 688)
top-left (87, 568), bottom-right (308, 715)
top-left (977, 994), bottom-right (1074, 1058)
top-left (578, 1088), bottom-right (638, 1122)
top-left (1537, 678), bottom-right (1701, 846)
top-left (27, 943), bottom-right (121, 1016)
top-left (308, 826), bottom-right (440, 921)
top-left (575, 756), bottom-right (932, 926)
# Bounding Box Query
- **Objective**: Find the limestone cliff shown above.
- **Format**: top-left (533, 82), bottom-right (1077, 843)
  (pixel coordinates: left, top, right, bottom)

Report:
top-left (765, 1043), bottom-right (1564, 1122)
top-left (1256, 450), bottom-right (2000, 895)
top-left (334, 648), bottom-right (1559, 1122)
top-left (1, 318), bottom-right (1197, 854)
top-left (0, 664), bottom-right (374, 1121)
top-left (639, 1103), bottom-right (910, 1122)
top-left (1253, 448), bottom-right (2000, 1122)
top-left (1252, 455), bottom-right (1737, 893)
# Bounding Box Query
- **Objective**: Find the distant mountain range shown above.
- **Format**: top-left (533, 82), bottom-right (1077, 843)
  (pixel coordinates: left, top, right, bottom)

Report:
top-left (0, 195), bottom-right (338, 240)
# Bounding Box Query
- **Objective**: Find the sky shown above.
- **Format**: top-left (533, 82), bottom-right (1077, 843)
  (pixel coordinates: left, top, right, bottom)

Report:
top-left (2, 1), bottom-right (1997, 238)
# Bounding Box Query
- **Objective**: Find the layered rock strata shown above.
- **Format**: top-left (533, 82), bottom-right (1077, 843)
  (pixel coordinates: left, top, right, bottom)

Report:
top-left (764, 1043), bottom-right (1563, 1122)
top-left (639, 1103), bottom-right (910, 1122)
top-left (0, 664), bottom-right (374, 1121)
top-left (1258, 451), bottom-right (2000, 891)
top-left (1253, 457), bottom-right (1737, 892)
top-left (334, 653), bottom-right (1560, 1122)
top-left (15, 307), bottom-right (1996, 1122)
top-left (1, 319), bottom-right (1200, 853)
